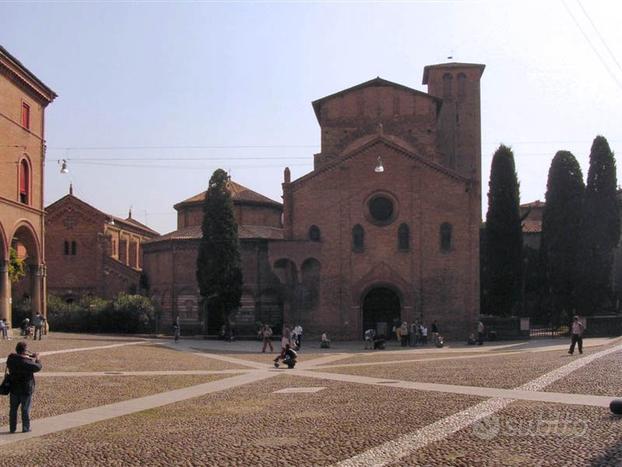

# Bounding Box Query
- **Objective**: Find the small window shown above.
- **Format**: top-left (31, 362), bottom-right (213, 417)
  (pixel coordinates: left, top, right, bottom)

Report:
top-left (442, 73), bottom-right (453, 98)
top-left (352, 224), bottom-right (364, 252)
top-left (19, 159), bottom-right (30, 204)
top-left (309, 225), bottom-right (321, 242)
top-left (440, 223), bottom-right (453, 252)
top-left (398, 223), bottom-right (410, 251)
top-left (112, 239), bottom-right (117, 256)
top-left (71, 241), bottom-right (77, 256)
top-left (457, 73), bottom-right (466, 98)
top-left (64, 241), bottom-right (69, 255)
top-left (21, 103), bottom-right (30, 130)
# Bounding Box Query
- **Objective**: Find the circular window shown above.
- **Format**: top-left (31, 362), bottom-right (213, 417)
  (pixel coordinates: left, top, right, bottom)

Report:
top-left (368, 196), bottom-right (394, 223)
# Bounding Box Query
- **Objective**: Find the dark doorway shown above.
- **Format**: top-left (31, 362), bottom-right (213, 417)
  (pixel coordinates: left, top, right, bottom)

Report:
top-left (362, 287), bottom-right (401, 339)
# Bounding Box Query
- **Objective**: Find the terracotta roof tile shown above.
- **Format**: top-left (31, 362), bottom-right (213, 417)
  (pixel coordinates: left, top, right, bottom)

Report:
top-left (522, 220), bottom-right (542, 234)
top-left (174, 180), bottom-right (281, 210)
top-left (145, 224), bottom-right (283, 244)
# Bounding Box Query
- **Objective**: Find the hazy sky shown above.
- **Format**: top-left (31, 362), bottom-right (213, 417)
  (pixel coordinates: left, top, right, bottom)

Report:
top-left (2, 0), bottom-right (621, 234)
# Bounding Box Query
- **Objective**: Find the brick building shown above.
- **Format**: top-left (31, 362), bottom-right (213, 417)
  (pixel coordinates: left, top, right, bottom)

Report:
top-left (143, 181), bottom-right (284, 333)
top-left (144, 61), bottom-right (485, 339)
top-left (45, 187), bottom-right (159, 301)
top-left (0, 46), bottom-right (56, 323)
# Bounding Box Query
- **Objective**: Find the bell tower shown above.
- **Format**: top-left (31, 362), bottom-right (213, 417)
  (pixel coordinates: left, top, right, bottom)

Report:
top-left (423, 62), bottom-right (485, 182)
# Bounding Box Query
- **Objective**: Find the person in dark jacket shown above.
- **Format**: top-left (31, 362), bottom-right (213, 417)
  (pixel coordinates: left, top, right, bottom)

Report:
top-left (6, 341), bottom-right (42, 433)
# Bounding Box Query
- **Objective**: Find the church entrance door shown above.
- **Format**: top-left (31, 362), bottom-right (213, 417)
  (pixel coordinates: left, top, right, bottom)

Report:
top-left (362, 287), bottom-right (401, 339)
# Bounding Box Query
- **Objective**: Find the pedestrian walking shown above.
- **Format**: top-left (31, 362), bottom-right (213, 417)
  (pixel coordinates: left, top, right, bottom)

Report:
top-left (293, 324), bottom-right (303, 349)
top-left (421, 325), bottom-right (428, 345)
top-left (173, 316), bottom-right (180, 343)
top-left (32, 313), bottom-right (44, 341)
top-left (477, 320), bottom-right (485, 345)
top-left (6, 341), bottom-right (42, 433)
top-left (261, 324), bottom-right (274, 353)
top-left (0, 319), bottom-right (7, 339)
top-left (364, 328), bottom-right (376, 349)
top-left (400, 321), bottom-right (409, 347)
top-left (568, 315), bottom-right (585, 355)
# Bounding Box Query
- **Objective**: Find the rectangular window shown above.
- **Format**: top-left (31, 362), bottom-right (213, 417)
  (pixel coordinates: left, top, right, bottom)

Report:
top-left (21, 102), bottom-right (30, 129)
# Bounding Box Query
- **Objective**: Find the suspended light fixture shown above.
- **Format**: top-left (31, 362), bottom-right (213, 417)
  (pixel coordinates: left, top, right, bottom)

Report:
top-left (374, 156), bottom-right (384, 173)
top-left (59, 159), bottom-right (69, 174)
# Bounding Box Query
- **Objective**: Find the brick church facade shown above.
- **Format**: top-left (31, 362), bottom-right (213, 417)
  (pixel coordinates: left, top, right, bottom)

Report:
top-left (143, 61), bottom-right (484, 339)
top-left (46, 187), bottom-right (159, 301)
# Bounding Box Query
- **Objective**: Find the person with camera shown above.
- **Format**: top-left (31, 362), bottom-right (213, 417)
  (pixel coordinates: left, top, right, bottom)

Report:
top-left (6, 341), bottom-right (42, 433)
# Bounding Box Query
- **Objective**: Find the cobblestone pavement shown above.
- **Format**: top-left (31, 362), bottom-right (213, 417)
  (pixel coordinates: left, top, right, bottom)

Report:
top-left (42, 343), bottom-right (247, 372)
top-left (0, 374), bottom-right (229, 426)
top-left (315, 349), bottom-right (571, 389)
top-left (0, 334), bottom-right (620, 466)
top-left (0, 377), bottom-right (485, 466)
top-left (546, 348), bottom-right (622, 397)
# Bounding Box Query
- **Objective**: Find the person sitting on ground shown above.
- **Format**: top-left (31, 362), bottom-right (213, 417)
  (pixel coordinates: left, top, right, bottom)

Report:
top-left (320, 332), bottom-right (330, 349)
top-left (274, 343), bottom-right (297, 368)
top-left (467, 333), bottom-right (477, 345)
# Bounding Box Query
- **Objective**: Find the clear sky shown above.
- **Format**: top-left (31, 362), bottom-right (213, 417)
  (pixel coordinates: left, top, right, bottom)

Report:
top-left (2, 0), bottom-right (621, 234)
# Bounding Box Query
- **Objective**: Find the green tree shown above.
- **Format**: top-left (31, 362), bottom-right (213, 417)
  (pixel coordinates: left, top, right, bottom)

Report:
top-left (8, 247), bottom-right (25, 283)
top-left (577, 136), bottom-right (620, 314)
top-left (540, 151), bottom-right (585, 324)
top-left (196, 169), bottom-right (243, 333)
top-left (484, 145), bottom-right (523, 316)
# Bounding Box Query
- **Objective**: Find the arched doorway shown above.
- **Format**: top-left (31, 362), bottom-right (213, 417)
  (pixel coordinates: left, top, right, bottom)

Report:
top-left (9, 223), bottom-right (42, 326)
top-left (362, 287), bottom-right (401, 339)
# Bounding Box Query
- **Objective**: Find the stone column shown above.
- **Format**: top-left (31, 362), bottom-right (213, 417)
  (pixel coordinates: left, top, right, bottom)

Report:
top-left (30, 264), bottom-right (42, 317)
top-left (0, 260), bottom-right (11, 323)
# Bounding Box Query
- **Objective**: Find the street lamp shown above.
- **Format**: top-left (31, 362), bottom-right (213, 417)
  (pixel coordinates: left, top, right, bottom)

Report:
top-left (374, 156), bottom-right (384, 173)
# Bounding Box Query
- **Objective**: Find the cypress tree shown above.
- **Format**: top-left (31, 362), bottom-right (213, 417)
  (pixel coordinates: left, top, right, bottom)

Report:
top-left (484, 145), bottom-right (523, 316)
top-left (577, 136), bottom-right (620, 314)
top-left (540, 151), bottom-right (584, 324)
top-left (196, 169), bottom-right (243, 333)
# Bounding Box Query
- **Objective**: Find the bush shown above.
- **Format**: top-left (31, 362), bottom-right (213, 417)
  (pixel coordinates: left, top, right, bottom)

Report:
top-left (47, 293), bottom-right (155, 334)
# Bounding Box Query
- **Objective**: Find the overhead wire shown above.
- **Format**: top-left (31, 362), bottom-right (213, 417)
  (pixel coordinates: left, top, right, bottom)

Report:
top-left (561, 0), bottom-right (622, 92)
top-left (576, 0), bottom-right (622, 76)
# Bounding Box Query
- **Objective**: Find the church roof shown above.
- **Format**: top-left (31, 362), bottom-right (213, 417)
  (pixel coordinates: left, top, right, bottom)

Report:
top-left (311, 77), bottom-right (440, 122)
top-left (174, 180), bottom-right (281, 210)
top-left (145, 224), bottom-right (284, 244)
top-left (46, 193), bottom-right (159, 237)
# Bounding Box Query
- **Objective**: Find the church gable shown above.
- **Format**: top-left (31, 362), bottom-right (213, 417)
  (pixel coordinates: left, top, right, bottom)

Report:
top-left (45, 196), bottom-right (107, 230)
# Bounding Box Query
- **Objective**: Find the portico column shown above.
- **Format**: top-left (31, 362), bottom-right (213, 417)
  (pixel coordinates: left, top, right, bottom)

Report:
top-left (0, 260), bottom-right (11, 323)
top-left (30, 264), bottom-right (42, 317)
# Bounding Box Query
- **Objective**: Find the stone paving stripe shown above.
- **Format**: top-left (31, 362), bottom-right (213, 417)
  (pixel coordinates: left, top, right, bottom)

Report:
top-left (314, 350), bottom-right (523, 370)
top-left (187, 350), bottom-right (268, 369)
top-left (296, 370), bottom-right (615, 407)
top-left (0, 340), bottom-right (147, 364)
top-left (297, 353), bottom-right (353, 369)
top-left (273, 387), bottom-right (326, 394)
top-left (0, 371), bottom-right (276, 446)
top-left (37, 369), bottom-right (250, 377)
top-left (333, 342), bottom-right (622, 467)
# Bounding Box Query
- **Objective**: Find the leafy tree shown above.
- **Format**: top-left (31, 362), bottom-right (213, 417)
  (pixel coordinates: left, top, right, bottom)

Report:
top-left (484, 145), bottom-right (523, 316)
top-left (577, 136), bottom-right (620, 314)
top-left (196, 169), bottom-right (243, 333)
top-left (540, 151), bottom-right (584, 324)
top-left (8, 247), bottom-right (25, 283)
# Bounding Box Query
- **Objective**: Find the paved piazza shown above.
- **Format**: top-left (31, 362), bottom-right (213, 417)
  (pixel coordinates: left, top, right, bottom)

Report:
top-left (0, 334), bottom-right (620, 465)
